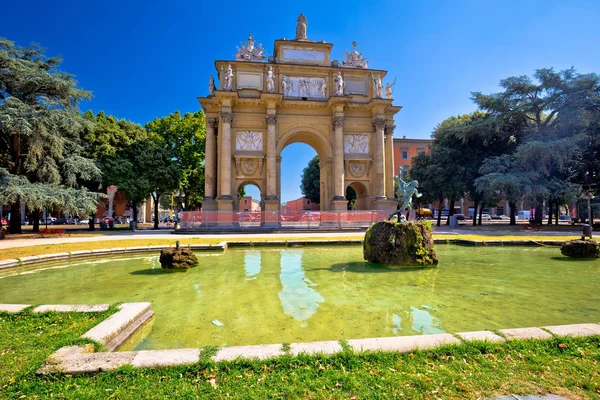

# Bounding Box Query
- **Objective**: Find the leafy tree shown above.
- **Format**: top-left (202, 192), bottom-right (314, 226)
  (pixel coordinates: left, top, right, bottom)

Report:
top-left (473, 68), bottom-right (600, 224)
top-left (103, 140), bottom-right (180, 229)
top-left (300, 155), bottom-right (320, 204)
top-left (145, 111), bottom-right (206, 210)
top-left (80, 110), bottom-right (149, 230)
top-left (0, 38), bottom-right (101, 233)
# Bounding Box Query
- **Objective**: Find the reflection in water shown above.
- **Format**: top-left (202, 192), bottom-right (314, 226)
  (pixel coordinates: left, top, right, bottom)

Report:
top-left (244, 251), bottom-right (261, 280)
top-left (389, 306), bottom-right (444, 335)
top-left (392, 313), bottom-right (402, 335)
top-left (278, 250), bottom-right (324, 321)
top-left (411, 306), bottom-right (444, 334)
top-left (193, 283), bottom-right (202, 298)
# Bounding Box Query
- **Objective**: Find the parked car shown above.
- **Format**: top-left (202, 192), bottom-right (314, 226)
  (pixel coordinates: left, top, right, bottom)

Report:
top-left (40, 217), bottom-right (56, 224)
top-left (480, 213), bottom-right (492, 221)
top-left (517, 210), bottom-right (531, 220)
top-left (0, 218), bottom-right (8, 226)
top-left (416, 207), bottom-right (433, 218)
top-left (559, 215), bottom-right (572, 221)
top-left (53, 218), bottom-right (68, 225)
top-left (454, 214), bottom-right (466, 221)
top-left (79, 218), bottom-right (90, 224)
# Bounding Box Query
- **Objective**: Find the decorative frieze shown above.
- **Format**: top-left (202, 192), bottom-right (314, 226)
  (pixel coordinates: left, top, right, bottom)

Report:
top-left (344, 134), bottom-right (369, 154)
top-left (235, 158), bottom-right (263, 177)
top-left (332, 116), bottom-right (345, 128)
top-left (345, 159), bottom-right (372, 179)
top-left (266, 114), bottom-right (278, 125)
top-left (282, 76), bottom-right (327, 98)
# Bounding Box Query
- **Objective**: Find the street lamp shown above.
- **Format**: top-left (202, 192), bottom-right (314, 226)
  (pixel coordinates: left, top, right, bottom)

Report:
top-left (580, 184), bottom-right (597, 238)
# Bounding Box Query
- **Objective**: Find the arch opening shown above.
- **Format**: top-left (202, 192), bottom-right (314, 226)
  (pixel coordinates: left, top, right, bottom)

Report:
top-left (346, 182), bottom-right (369, 210)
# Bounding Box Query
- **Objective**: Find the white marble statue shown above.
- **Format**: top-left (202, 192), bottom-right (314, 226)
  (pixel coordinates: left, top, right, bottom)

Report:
top-left (319, 79), bottom-right (328, 97)
top-left (235, 34), bottom-right (266, 62)
top-left (282, 76), bottom-right (291, 95)
top-left (341, 41), bottom-right (369, 69)
top-left (385, 80), bottom-right (396, 99)
top-left (295, 13), bottom-right (307, 40)
top-left (334, 71), bottom-right (345, 96)
top-left (266, 66), bottom-right (275, 93)
top-left (223, 64), bottom-right (234, 91)
top-left (373, 73), bottom-right (383, 98)
top-left (208, 75), bottom-right (215, 96)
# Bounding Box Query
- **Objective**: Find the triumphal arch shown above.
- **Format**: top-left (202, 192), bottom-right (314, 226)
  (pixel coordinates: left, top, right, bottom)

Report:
top-left (199, 14), bottom-right (401, 218)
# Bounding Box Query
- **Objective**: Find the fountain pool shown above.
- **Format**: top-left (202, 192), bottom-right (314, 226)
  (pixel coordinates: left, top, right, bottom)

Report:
top-left (0, 245), bottom-right (598, 350)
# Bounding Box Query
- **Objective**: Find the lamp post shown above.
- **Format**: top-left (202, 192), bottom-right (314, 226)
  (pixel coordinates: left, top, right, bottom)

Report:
top-left (581, 184), bottom-right (596, 238)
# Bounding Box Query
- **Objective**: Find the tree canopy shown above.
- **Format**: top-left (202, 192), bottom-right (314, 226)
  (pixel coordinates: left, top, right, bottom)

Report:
top-left (145, 111), bottom-right (206, 211)
top-left (300, 155), bottom-right (320, 204)
top-left (0, 38), bottom-right (101, 232)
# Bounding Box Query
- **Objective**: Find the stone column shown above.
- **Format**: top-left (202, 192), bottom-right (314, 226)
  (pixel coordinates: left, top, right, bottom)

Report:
top-left (205, 117), bottom-right (218, 200)
top-left (384, 124), bottom-right (395, 199)
top-left (332, 116), bottom-right (345, 200)
top-left (219, 111), bottom-right (233, 200)
top-left (373, 117), bottom-right (387, 200)
top-left (263, 114), bottom-right (279, 227)
top-left (265, 114), bottom-right (278, 200)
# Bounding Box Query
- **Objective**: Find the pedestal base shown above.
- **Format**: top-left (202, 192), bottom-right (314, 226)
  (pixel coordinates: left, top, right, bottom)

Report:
top-left (262, 199), bottom-right (280, 228)
top-left (373, 199), bottom-right (396, 211)
top-left (216, 198), bottom-right (235, 227)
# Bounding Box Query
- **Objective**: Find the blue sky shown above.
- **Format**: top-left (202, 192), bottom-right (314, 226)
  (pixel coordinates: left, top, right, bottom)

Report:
top-left (3, 0), bottom-right (600, 203)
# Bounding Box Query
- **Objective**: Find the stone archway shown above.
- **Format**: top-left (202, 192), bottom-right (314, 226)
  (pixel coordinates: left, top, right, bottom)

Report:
top-left (277, 126), bottom-right (333, 210)
top-left (236, 180), bottom-right (263, 212)
top-left (346, 181), bottom-right (369, 210)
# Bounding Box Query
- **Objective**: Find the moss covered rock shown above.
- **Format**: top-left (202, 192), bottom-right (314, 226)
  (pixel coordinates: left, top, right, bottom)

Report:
top-left (560, 239), bottom-right (600, 258)
top-left (159, 247), bottom-right (199, 270)
top-left (363, 220), bottom-right (438, 266)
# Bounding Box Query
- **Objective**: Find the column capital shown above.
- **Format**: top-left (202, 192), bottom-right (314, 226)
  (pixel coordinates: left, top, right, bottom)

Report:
top-left (372, 117), bottom-right (386, 130)
top-left (266, 114), bottom-right (278, 125)
top-left (384, 124), bottom-right (396, 136)
top-left (206, 117), bottom-right (219, 129)
top-left (332, 116), bottom-right (345, 128)
top-left (220, 111), bottom-right (234, 124)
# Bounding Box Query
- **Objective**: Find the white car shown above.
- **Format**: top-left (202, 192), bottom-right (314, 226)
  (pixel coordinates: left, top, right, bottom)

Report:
top-left (480, 213), bottom-right (492, 221)
top-left (79, 218), bottom-right (90, 224)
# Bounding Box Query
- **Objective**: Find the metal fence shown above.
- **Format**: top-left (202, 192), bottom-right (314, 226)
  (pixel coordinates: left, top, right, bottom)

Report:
top-left (178, 210), bottom-right (392, 230)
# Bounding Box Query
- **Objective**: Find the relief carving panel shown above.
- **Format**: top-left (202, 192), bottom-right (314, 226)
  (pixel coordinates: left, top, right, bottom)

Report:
top-left (236, 131), bottom-right (263, 151)
top-left (344, 134), bottom-right (369, 154)
top-left (282, 76), bottom-right (327, 98)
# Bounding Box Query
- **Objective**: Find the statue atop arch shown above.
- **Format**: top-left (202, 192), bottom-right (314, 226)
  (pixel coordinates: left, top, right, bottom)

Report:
top-left (295, 14), bottom-right (308, 40)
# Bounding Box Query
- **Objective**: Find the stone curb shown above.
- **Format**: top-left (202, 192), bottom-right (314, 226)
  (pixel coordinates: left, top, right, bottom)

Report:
top-left (83, 302), bottom-right (152, 346)
top-left (33, 314), bottom-right (600, 374)
top-left (0, 304), bottom-right (31, 313)
top-left (33, 304), bottom-right (110, 313)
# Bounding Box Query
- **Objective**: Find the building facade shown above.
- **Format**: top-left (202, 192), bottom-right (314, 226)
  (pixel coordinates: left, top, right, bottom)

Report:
top-left (198, 15), bottom-right (400, 223)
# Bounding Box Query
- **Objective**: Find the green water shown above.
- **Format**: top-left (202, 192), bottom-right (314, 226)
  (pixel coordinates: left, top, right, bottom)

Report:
top-left (0, 245), bottom-right (598, 350)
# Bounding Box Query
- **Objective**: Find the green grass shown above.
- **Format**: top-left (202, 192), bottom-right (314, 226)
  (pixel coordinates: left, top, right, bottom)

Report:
top-left (1, 312), bottom-right (599, 399)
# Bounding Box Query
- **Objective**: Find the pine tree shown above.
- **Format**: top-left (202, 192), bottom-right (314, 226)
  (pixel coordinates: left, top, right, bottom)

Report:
top-left (0, 38), bottom-right (101, 233)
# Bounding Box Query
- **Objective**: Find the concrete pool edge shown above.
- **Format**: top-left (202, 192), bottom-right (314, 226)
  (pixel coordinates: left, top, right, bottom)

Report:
top-left (1, 303), bottom-right (598, 374)
top-left (0, 238), bottom-right (567, 270)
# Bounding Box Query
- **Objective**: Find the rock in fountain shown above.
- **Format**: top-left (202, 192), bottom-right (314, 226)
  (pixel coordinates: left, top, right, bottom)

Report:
top-left (560, 239), bottom-right (599, 258)
top-left (363, 167), bottom-right (438, 266)
top-left (363, 220), bottom-right (438, 266)
top-left (159, 242), bottom-right (199, 270)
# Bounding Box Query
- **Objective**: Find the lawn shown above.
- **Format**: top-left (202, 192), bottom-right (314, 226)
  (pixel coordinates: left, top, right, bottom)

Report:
top-left (1, 311), bottom-right (599, 399)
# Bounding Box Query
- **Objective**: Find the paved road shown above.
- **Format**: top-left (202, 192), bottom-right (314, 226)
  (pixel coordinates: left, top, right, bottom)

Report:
top-left (0, 225), bottom-right (584, 250)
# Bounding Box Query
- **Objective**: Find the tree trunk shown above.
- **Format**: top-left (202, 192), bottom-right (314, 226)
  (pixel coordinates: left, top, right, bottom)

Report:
top-left (472, 200), bottom-right (479, 226)
top-left (555, 199), bottom-right (559, 225)
top-left (437, 196), bottom-right (443, 227)
top-left (478, 202), bottom-right (484, 226)
top-left (132, 204), bottom-right (139, 231)
top-left (509, 201), bottom-right (516, 225)
top-left (547, 198), bottom-right (553, 225)
top-left (88, 213), bottom-right (96, 231)
top-left (32, 209), bottom-right (40, 233)
top-left (446, 199), bottom-right (455, 225)
top-left (534, 201), bottom-right (543, 225)
top-left (153, 193), bottom-right (160, 230)
top-left (8, 201), bottom-right (22, 234)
